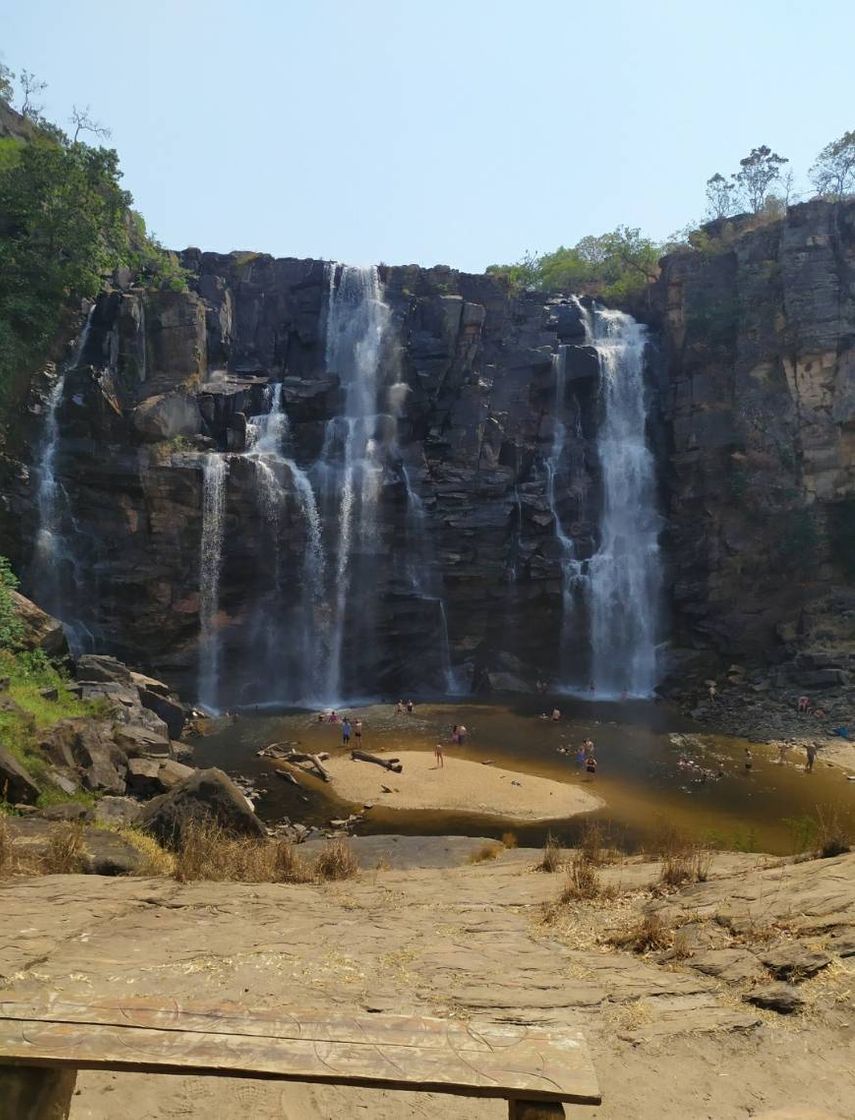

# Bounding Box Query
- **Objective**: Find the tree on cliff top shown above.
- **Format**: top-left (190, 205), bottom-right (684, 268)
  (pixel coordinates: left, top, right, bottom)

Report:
top-left (810, 130), bottom-right (855, 199)
top-left (487, 227), bottom-right (660, 304)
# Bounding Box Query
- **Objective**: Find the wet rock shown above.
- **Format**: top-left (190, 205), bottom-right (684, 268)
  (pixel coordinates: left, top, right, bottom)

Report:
top-left (760, 941), bottom-right (832, 981)
top-left (139, 766), bottom-right (266, 845)
top-left (75, 654), bottom-right (134, 686)
top-left (745, 982), bottom-right (805, 1014)
top-left (0, 745), bottom-right (41, 804)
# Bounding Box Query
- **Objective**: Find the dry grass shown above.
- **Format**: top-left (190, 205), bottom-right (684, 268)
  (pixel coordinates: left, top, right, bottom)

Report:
top-left (578, 820), bottom-right (621, 866)
top-left (610, 911), bottom-right (672, 954)
top-left (314, 836), bottom-right (359, 881)
top-left (651, 825), bottom-right (712, 888)
top-left (117, 828), bottom-right (176, 876)
top-left (468, 842), bottom-right (502, 864)
top-left (500, 831), bottom-right (519, 849)
top-left (814, 806), bottom-right (852, 859)
top-left (0, 813), bottom-right (12, 877)
top-left (42, 822), bottom-right (88, 874)
top-left (174, 821), bottom-right (327, 883)
top-left (537, 833), bottom-right (562, 873)
top-left (561, 852), bottom-right (607, 902)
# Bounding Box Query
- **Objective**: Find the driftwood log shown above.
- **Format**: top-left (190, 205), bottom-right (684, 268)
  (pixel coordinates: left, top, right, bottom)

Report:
top-left (263, 746), bottom-right (331, 782)
top-left (351, 749), bottom-right (403, 774)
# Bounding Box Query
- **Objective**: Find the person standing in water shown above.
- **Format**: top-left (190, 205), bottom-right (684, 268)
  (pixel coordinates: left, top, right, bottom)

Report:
top-left (354, 719), bottom-right (363, 744)
top-left (458, 724), bottom-right (467, 744)
top-left (341, 718), bottom-right (352, 745)
top-left (806, 743), bottom-right (818, 773)
top-left (744, 747), bottom-right (752, 771)
top-left (451, 724), bottom-right (459, 744)
top-left (551, 707), bottom-right (561, 722)
top-left (406, 699), bottom-right (414, 714)
top-left (434, 742), bottom-right (444, 768)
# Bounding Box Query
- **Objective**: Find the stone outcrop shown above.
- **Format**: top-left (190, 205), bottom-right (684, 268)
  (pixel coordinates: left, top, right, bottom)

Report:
top-left (10, 591), bottom-right (68, 658)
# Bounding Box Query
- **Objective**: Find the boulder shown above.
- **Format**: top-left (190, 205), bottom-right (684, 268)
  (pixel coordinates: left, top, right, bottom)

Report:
top-left (563, 345), bottom-right (600, 384)
top-left (157, 759), bottom-right (195, 788)
top-left (132, 392), bottom-right (202, 441)
top-left (75, 655), bottom-right (134, 686)
top-left (112, 723), bottom-right (171, 758)
top-left (744, 982), bottom-right (805, 1014)
top-left (0, 745), bottom-right (40, 804)
top-left (94, 796), bottom-right (142, 827)
top-left (40, 802), bottom-right (93, 822)
top-left (39, 719), bottom-right (128, 795)
top-left (125, 757), bottom-right (163, 798)
top-left (139, 767), bottom-right (266, 845)
top-left (10, 591), bottom-right (68, 657)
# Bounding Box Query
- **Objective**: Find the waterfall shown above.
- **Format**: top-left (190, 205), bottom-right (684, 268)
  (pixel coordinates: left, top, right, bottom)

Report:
top-left (586, 307), bottom-right (662, 697)
top-left (198, 453), bottom-right (228, 711)
top-left (545, 345), bottom-right (584, 679)
top-left (32, 309), bottom-right (94, 636)
top-left (321, 264), bottom-right (394, 701)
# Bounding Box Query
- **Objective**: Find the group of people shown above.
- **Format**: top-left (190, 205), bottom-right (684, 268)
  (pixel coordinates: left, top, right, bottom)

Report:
top-left (576, 738), bottom-right (597, 775)
top-left (433, 722), bottom-right (469, 768)
top-left (316, 709), bottom-right (364, 747)
top-left (395, 699), bottom-right (415, 715)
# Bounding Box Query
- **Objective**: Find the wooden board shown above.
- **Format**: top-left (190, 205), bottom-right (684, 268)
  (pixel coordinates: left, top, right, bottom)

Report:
top-left (0, 997), bottom-right (600, 1104)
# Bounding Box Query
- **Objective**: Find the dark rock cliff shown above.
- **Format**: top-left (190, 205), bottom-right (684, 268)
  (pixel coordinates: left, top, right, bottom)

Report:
top-left (4, 256), bottom-right (614, 702)
top-left (655, 198), bottom-right (855, 686)
top-left (3, 198), bottom-right (853, 702)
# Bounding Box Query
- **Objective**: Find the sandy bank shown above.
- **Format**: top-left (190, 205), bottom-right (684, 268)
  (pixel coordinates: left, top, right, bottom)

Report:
top-left (324, 750), bottom-right (602, 820)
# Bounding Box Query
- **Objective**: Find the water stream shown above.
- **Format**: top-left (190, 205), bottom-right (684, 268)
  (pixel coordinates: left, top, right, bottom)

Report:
top-left (586, 308), bottom-right (662, 697)
top-left (198, 453), bottom-right (228, 712)
top-left (31, 308), bottom-right (95, 643)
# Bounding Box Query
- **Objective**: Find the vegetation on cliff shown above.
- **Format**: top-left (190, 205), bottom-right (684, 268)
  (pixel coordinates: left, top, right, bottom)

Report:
top-left (489, 130), bottom-right (855, 304)
top-left (0, 66), bottom-right (186, 426)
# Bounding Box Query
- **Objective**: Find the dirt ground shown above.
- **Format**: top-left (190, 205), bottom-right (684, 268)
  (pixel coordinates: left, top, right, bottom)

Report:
top-left (1, 847), bottom-right (853, 1120)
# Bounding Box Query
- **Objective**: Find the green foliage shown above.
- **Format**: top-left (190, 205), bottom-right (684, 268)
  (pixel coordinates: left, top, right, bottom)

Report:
top-left (0, 89), bottom-right (188, 423)
top-left (706, 145), bottom-right (789, 218)
top-left (0, 555), bottom-right (24, 650)
top-left (810, 129), bottom-right (855, 199)
top-left (0, 63), bottom-right (14, 102)
top-left (486, 226), bottom-right (660, 303)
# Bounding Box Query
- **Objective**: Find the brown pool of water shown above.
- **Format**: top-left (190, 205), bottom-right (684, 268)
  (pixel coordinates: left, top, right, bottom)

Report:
top-left (193, 697), bottom-right (855, 854)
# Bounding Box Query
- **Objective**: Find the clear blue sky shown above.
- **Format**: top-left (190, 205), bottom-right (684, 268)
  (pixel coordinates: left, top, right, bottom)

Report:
top-left (3, 0), bottom-right (853, 272)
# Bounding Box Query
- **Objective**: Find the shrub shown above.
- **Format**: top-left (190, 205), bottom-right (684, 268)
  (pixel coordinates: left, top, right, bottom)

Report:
top-left (814, 806), bottom-right (852, 859)
top-left (537, 833), bottom-right (562, 873)
top-left (468, 842), bottom-right (502, 864)
top-left (611, 912), bottom-right (671, 954)
top-left (43, 821), bottom-right (88, 874)
top-left (500, 831), bottom-right (518, 849)
top-left (560, 853), bottom-right (605, 902)
top-left (0, 556), bottom-right (24, 650)
top-left (314, 837), bottom-right (358, 881)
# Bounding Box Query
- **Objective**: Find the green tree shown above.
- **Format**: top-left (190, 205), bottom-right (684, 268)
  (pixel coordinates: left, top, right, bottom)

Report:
top-left (0, 556), bottom-right (24, 651)
top-left (733, 145), bottom-right (789, 213)
top-left (0, 138), bottom-right (132, 404)
top-left (810, 129), bottom-right (855, 199)
top-left (0, 63), bottom-right (14, 102)
top-left (705, 172), bottom-right (738, 219)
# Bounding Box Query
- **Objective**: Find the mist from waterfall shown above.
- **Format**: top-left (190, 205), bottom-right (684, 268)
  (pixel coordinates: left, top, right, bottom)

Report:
top-left (198, 454), bottom-right (228, 712)
top-left (586, 307), bottom-right (662, 697)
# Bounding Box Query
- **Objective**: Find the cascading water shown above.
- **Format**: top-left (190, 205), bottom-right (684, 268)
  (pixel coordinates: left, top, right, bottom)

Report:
top-left (321, 264), bottom-right (394, 701)
top-left (198, 454), bottom-right (228, 711)
top-left (32, 309), bottom-right (94, 639)
top-left (545, 345), bottom-right (584, 680)
top-left (585, 307), bottom-right (662, 697)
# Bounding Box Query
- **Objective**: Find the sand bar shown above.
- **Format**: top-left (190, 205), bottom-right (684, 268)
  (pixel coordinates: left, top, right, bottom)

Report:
top-left (323, 750), bottom-right (603, 820)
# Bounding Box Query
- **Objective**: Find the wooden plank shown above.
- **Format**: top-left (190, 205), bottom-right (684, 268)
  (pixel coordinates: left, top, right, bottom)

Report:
top-left (0, 1003), bottom-right (600, 1104)
top-left (0, 997), bottom-right (584, 1056)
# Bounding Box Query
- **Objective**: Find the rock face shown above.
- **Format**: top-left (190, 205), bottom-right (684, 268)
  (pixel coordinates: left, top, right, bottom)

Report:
top-left (5, 253), bottom-right (617, 703)
top-left (655, 199), bottom-right (855, 678)
top-left (3, 198), bottom-right (854, 702)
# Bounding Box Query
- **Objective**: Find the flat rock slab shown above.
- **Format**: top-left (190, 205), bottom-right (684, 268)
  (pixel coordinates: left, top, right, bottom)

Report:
top-left (745, 983), bottom-right (805, 1014)
top-left (687, 948), bottom-right (764, 983)
top-left (760, 942), bottom-right (832, 981)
